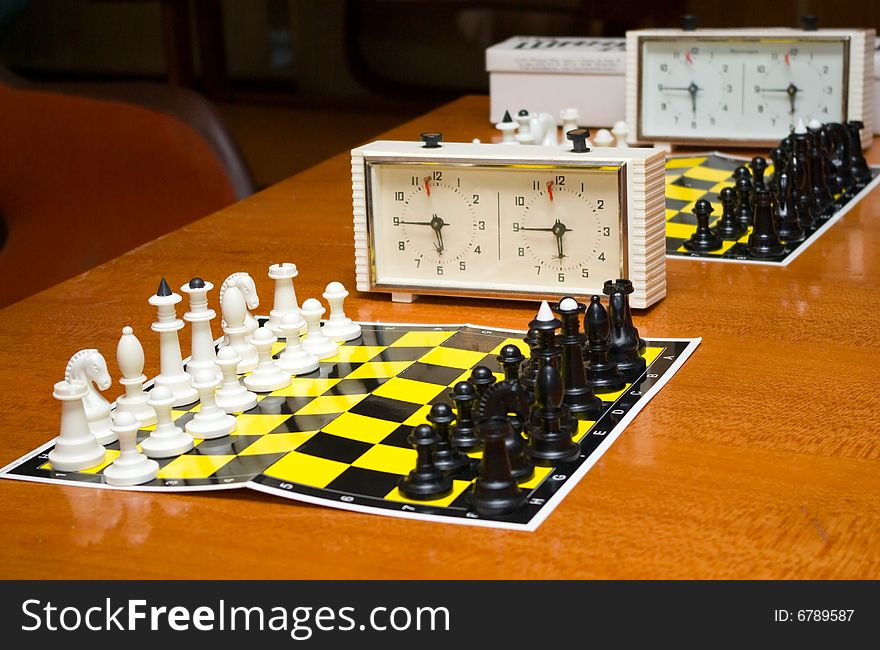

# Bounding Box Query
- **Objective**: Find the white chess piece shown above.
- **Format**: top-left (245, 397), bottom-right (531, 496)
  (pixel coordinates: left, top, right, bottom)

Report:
top-left (535, 112), bottom-right (557, 146)
top-left (267, 262), bottom-right (305, 336)
top-left (244, 327), bottom-right (292, 392)
top-left (515, 109), bottom-right (534, 144)
top-left (115, 326), bottom-right (157, 426)
top-left (48, 379), bottom-right (106, 471)
top-left (495, 110), bottom-right (517, 144)
top-left (149, 277), bottom-right (199, 406)
top-left (181, 277), bottom-right (221, 382)
top-left (140, 386), bottom-right (194, 458)
top-left (221, 283), bottom-right (258, 373)
top-left (277, 312), bottom-right (319, 375)
top-left (299, 298), bottom-right (339, 359)
top-left (612, 120), bottom-right (629, 147)
top-left (214, 347), bottom-right (258, 413)
top-left (321, 281), bottom-right (361, 342)
top-left (592, 128), bottom-right (614, 147)
top-left (104, 411), bottom-right (159, 486)
top-left (64, 349), bottom-right (116, 445)
top-left (186, 369), bottom-right (237, 438)
top-left (560, 108), bottom-right (579, 145)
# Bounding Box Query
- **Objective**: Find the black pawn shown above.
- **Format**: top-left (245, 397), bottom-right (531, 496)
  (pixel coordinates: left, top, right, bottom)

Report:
top-left (553, 297), bottom-right (602, 418)
top-left (584, 296), bottom-right (625, 392)
top-left (495, 345), bottom-right (534, 482)
top-left (450, 381), bottom-right (480, 452)
top-left (519, 327), bottom-right (540, 395)
top-left (427, 403), bottom-right (468, 476)
top-left (733, 165), bottom-right (751, 182)
top-left (683, 199), bottom-right (723, 251)
top-left (735, 175), bottom-right (754, 230)
top-left (773, 168), bottom-right (805, 242)
top-left (605, 282), bottom-right (646, 381)
top-left (768, 146), bottom-right (787, 193)
top-left (713, 187), bottom-right (745, 240)
top-left (747, 188), bottom-right (785, 258)
top-left (469, 366), bottom-right (497, 402)
top-left (469, 416), bottom-right (526, 516)
top-left (497, 344), bottom-right (526, 434)
top-left (750, 156), bottom-right (768, 192)
top-left (846, 121), bottom-right (872, 188)
top-left (525, 364), bottom-right (579, 466)
top-left (398, 424), bottom-right (453, 500)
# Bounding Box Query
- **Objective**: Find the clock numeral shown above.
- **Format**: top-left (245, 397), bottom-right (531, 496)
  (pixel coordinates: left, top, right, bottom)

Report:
top-left (394, 191), bottom-right (404, 201)
top-left (709, 117), bottom-right (715, 126)
top-left (518, 247), bottom-right (525, 257)
top-left (532, 180), bottom-right (540, 190)
top-left (598, 252), bottom-right (606, 261)
top-left (597, 200), bottom-right (605, 209)
top-left (459, 262), bottom-right (466, 271)
top-left (436, 266), bottom-right (444, 276)
top-left (555, 175), bottom-right (565, 186)
top-left (534, 266), bottom-right (541, 275)
top-left (790, 48), bottom-right (798, 56)
top-left (414, 258), bottom-right (421, 268)
top-left (557, 273), bottom-right (565, 283)
top-left (822, 106), bottom-right (829, 114)
top-left (660, 63), bottom-right (667, 71)
top-left (724, 84), bottom-right (732, 93)
top-left (754, 84), bottom-right (760, 93)
top-left (661, 102), bottom-right (667, 111)
top-left (602, 227), bottom-right (610, 236)
top-left (757, 105), bottom-right (764, 114)
top-left (398, 241), bottom-right (405, 250)
top-left (757, 64), bottom-right (765, 73)
top-left (472, 194), bottom-right (480, 204)
top-left (824, 86), bottom-right (833, 95)
top-left (690, 47), bottom-right (698, 55)
top-left (691, 121), bottom-right (697, 129)
top-left (432, 171), bottom-right (443, 181)
top-left (822, 65), bottom-right (829, 73)
top-left (411, 176), bottom-right (419, 186)
top-left (474, 245), bottom-right (482, 254)
top-left (393, 216), bottom-right (400, 226)
top-left (478, 220), bottom-right (486, 231)
top-left (722, 104), bottom-right (728, 112)
top-left (581, 268), bottom-right (589, 278)
top-left (722, 64), bottom-right (729, 73)
top-left (514, 196), bottom-right (525, 206)
top-left (512, 222), bottom-right (521, 232)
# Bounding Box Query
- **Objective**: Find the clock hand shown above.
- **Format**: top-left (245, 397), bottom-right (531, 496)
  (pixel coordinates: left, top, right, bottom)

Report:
top-left (398, 220), bottom-right (433, 226)
top-left (687, 82), bottom-right (700, 115)
top-left (429, 213), bottom-right (448, 254)
top-left (519, 226), bottom-right (555, 232)
top-left (786, 83), bottom-right (799, 115)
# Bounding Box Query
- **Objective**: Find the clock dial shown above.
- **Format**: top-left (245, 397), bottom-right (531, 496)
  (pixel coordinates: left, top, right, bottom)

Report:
top-left (397, 177), bottom-right (477, 265)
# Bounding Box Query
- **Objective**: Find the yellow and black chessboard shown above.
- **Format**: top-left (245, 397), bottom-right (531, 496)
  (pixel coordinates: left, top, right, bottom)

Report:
top-left (664, 153), bottom-right (880, 264)
top-left (0, 320), bottom-right (698, 530)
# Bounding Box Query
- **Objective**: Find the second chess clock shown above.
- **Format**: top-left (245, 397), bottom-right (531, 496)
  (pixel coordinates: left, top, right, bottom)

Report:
top-left (352, 133), bottom-right (666, 308)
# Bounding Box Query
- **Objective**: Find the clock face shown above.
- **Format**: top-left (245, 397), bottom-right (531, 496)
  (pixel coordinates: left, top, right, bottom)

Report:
top-left (366, 161), bottom-right (624, 296)
top-left (639, 37), bottom-right (848, 142)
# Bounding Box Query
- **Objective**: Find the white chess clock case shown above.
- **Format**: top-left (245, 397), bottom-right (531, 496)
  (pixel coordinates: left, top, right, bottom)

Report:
top-left (625, 27), bottom-right (875, 149)
top-left (351, 141), bottom-right (667, 309)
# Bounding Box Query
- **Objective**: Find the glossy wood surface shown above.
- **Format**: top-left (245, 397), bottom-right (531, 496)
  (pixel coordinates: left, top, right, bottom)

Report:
top-left (1, 96), bottom-right (879, 579)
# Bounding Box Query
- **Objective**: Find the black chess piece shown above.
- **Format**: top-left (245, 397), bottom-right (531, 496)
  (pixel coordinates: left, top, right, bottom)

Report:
top-left (584, 295), bottom-right (626, 392)
top-left (493, 346), bottom-right (534, 482)
top-left (528, 303), bottom-right (563, 372)
top-left (789, 127), bottom-right (817, 228)
top-left (604, 281), bottom-right (646, 381)
top-left (497, 344), bottom-right (526, 434)
top-left (683, 199), bottom-right (723, 251)
top-left (747, 188), bottom-right (785, 258)
top-left (519, 327), bottom-right (539, 395)
top-left (713, 187), bottom-right (745, 240)
top-left (815, 123), bottom-right (841, 196)
top-left (398, 424), bottom-right (453, 500)
top-left (806, 121), bottom-right (834, 208)
top-left (826, 122), bottom-right (854, 194)
top-left (773, 168), bottom-right (805, 243)
top-left (469, 366), bottom-right (496, 402)
top-left (469, 416), bottom-right (527, 516)
top-left (553, 297), bottom-right (602, 419)
top-left (750, 156), bottom-right (768, 192)
top-left (427, 403), bottom-right (469, 476)
top-left (846, 121), bottom-right (872, 188)
top-left (450, 381), bottom-right (481, 452)
top-left (769, 146), bottom-right (787, 192)
top-left (525, 363), bottom-right (579, 465)
top-left (733, 165), bottom-right (751, 182)
top-left (734, 175), bottom-right (754, 230)
top-left (605, 279), bottom-right (646, 352)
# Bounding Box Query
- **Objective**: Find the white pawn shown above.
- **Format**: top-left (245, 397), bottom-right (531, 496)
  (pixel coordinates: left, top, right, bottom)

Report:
top-left (277, 312), bottom-right (319, 375)
top-left (592, 128), bottom-right (614, 147)
top-left (299, 298), bottom-right (339, 359)
top-left (266, 262), bottom-right (305, 336)
top-left (612, 120), bottom-right (629, 147)
top-left (140, 386), bottom-right (194, 458)
top-left (214, 347), bottom-right (258, 413)
top-left (48, 379), bottom-right (106, 471)
top-left (515, 109), bottom-right (534, 144)
top-left (243, 327), bottom-right (292, 392)
top-left (221, 283), bottom-right (258, 373)
top-left (186, 369), bottom-right (237, 438)
top-left (104, 411), bottom-right (159, 486)
top-left (560, 107), bottom-right (579, 144)
top-left (321, 281), bottom-right (361, 342)
top-left (115, 326), bottom-right (157, 426)
top-left (65, 349), bottom-right (116, 445)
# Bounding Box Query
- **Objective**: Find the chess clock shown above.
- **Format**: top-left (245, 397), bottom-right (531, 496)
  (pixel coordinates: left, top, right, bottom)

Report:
top-left (625, 26), bottom-right (875, 148)
top-left (352, 133), bottom-right (667, 309)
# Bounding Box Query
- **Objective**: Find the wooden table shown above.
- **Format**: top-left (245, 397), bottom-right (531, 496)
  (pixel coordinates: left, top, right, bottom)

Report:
top-left (2, 95), bottom-right (879, 579)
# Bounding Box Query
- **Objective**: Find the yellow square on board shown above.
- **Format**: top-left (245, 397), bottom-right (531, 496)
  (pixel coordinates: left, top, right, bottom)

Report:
top-left (419, 346), bottom-right (487, 370)
top-left (140, 410), bottom-right (189, 431)
top-left (595, 383), bottom-right (631, 402)
top-left (665, 173), bottom-right (682, 184)
top-left (271, 341), bottom-right (286, 356)
top-left (665, 222), bottom-right (697, 240)
top-left (518, 466), bottom-right (553, 490)
top-left (385, 479), bottom-right (471, 507)
top-left (333, 346), bottom-right (387, 363)
top-left (322, 411), bottom-right (401, 444)
top-left (372, 376), bottom-right (447, 405)
top-left (239, 431), bottom-right (316, 456)
top-left (352, 444), bottom-right (417, 475)
top-left (709, 181), bottom-right (731, 194)
top-left (572, 419), bottom-right (596, 444)
top-left (665, 208), bottom-right (680, 220)
top-left (643, 346), bottom-right (664, 366)
top-left (389, 330), bottom-right (455, 348)
top-left (41, 450), bottom-right (117, 473)
top-left (294, 393), bottom-right (367, 415)
top-left (666, 184), bottom-right (708, 202)
top-left (488, 338), bottom-right (530, 356)
top-left (403, 404), bottom-right (433, 426)
top-left (666, 156), bottom-right (707, 169)
top-left (345, 361), bottom-right (415, 379)
top-left (270, 378), bottom-right (340, 397)
top-left (264, 451), bottom-right (349, 487)
top-left (682, 165), bottom-right (733, 183)
top-left (234, 413), bottom-right (294, 435)
top-left (158, 454), bottom-right (236, 479)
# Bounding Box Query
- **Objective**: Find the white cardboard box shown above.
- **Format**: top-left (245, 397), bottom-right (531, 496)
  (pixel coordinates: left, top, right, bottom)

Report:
top-left (486, 36), bottom-right (625, 127)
